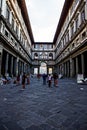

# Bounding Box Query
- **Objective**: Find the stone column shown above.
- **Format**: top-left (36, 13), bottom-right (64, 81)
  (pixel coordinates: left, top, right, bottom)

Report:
top-left (11, 56), bottom-right (13, 77)
top-left (5, 53), bottom-right (9, 76)
top-left (16, 57), bottom-right (19, 76)
top-left (24, 63), bottom-right (26, 73)
top-left (22, 62), bottom-right (24, 73)
top-left (70, 57), bottom-right (73, 77)
top-left (72, 58), bottom-right (75, 77)
top-left (67, 61), bottom-right (70, 77)
top-left (62, 63), bottom-right (64, 76)
top-left (81, 53), bottom-right (85, 75)
top-left (64, 63), bottom-right (66, 77)
top-left (13, 58), bottom-right (16, 76)
top-left (85, 1), bottom-right (87, 20)
top-left (76, 57), bottom-right (79, 75)
top-left (0, 45), bottom-right (3, 77)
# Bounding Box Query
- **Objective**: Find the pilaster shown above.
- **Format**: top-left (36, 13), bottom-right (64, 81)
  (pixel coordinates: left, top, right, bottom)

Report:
top-left (81, 53), bottom-right (85, 75)
top-left (5, 53), bottom-right (9, 76)
top-left (0, 45), bottom-right (3, 77)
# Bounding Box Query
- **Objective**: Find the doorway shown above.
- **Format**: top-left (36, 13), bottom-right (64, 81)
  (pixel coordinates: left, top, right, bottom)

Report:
top-left (40, 62), bottom-right (47, 74)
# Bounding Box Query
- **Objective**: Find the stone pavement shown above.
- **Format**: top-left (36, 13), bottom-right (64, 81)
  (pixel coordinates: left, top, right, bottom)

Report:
top-left (0, 77), bottom-right (87, 130)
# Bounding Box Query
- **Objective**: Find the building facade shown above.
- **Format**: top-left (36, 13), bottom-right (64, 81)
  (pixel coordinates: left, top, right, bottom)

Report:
top-left (0, 0), bottom-right (34, 77)
top-left (32, 42), bottom-right (55, 74)
top-left (54, 0), bottom-right (87, 78)
top-left (0, 0), bottom-right (87, 78)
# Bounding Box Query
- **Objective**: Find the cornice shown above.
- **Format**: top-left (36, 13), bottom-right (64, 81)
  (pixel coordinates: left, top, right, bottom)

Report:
top-left (17, 0), bottom-right (34, 44)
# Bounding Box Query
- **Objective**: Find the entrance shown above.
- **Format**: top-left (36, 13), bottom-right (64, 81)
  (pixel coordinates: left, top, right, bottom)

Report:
top-left (34, 68), bottom-right (38, 74)
top-left (40, 62), bottom-right (47, 74)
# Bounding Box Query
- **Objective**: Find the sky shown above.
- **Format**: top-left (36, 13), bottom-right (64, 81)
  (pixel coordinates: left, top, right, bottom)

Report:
top-left (25, 0), bottom-right (65, 42)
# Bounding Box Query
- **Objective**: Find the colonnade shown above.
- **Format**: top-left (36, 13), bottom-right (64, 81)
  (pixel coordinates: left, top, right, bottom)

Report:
top-left (0, 49), bottom-right (30, 77)
top-left (58, 51), bottom-right (87, 78)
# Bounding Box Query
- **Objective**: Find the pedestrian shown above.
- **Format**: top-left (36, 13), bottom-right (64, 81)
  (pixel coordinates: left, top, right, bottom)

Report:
top-left (20, 72), bottom-right (22, 85)
top-left (53, 73), bottom-right (58, 87)
top-left (16, 74), bottom-right (20, 85)
top-left (37, 74), bottom-right (41, 81)
top-left (42, 73), bottom-right (47, 85)
top-left (22, 72), bottom-right (26, 89)
top-left (48, 74), bottom-right (52, 87)
top-left (27, 74), bottom-right (30, 85)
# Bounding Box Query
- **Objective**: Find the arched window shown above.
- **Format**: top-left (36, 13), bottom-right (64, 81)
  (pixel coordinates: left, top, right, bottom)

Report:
top-left (34, 53), bottom-right (38, 59)
top-left (49, 53), bottom-right (53, 59)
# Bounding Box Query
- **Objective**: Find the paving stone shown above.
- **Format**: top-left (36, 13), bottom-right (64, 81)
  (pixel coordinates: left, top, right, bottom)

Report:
top-left (26, 125), bottom-right (43, 130)
top-left (39, 123), bottom-right (53, 130)
top-left (38, 110), bottom-right (52, 118)
top-left (0, 78), bottom-right (87, 129)
top-left (0, 124), bottom-right (6, 130)
top-left (4, 121), bottom-right (23, 130)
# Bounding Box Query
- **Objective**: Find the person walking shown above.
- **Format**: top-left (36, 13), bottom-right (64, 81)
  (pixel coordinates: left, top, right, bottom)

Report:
top-left (27, 74), bottom-right (30, 85)
top-left (22, 72), bottom-right (26, 89)
top-left (42, 73), bottom-right (47, 85)
top-left (53, 73), bottom-right (58, 87)
top-left (20, 72), bottom-right (22, 85)
top-left (48, 74), bottom-right (52, 87)
top-left (16, 74), bottom-right (20, 85)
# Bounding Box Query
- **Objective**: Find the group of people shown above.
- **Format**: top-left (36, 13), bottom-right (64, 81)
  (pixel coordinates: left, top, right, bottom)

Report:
top-left (16, 72), bottom-right (58, 89)
top-left (16, 73), bottom-right (30, 89)
top-left (42, 73), bottom-right (58, 87)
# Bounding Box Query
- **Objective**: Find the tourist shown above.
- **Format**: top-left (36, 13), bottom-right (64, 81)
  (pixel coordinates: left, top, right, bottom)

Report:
top-left (48, 74), bottom-right (52, 87)
top-left (22, 72), bottom-right (26, 89)
top-left (42, 73), bottom-right (47, 85)
top-left (53, 73), bottom-right (58, 87)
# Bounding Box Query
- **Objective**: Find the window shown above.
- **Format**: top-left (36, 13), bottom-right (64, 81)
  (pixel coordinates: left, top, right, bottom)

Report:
top-left (49, 53), bottom-right (53, 59)
top-left (82, 32), bottom-right (86, 39)
top-left (75, 16), bottom-right (79, 31)
top-left (0, 0), bottom-right (2, 9)
top-left (11, 37), bottom-right (13, 42)
top-left (16, 23), bottom-right (18, 35)
top-left (67, 32), bottom-right (69, 42)
top-left (71, 24), bottom-right (74, 36)
top-left (12, 14), bottom-right (14, 29)
top-left (72, 43), bottom-right (75, 49)
top-left (6, 4), bottom-right (10, 22)
top-left (81, 9), bottom-right (85, 23)
top-left (5, 30), bottom-right (9, 37)
top-left (34, 53), bottom-right (38, 59)
top-left (15, 42), bottom-right (17, 47)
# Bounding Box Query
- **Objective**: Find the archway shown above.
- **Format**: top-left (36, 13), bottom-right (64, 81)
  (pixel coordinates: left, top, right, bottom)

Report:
top-left (40, 62), bottom-right (47, 74)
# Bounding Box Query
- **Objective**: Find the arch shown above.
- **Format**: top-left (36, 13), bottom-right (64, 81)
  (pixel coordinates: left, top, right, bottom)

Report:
top-left (34, 53), bottom-right (38, 59)
top-left (49, 53), bottom-right (53, 59)
top-left (40, 62), bottom-right (47, 74)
